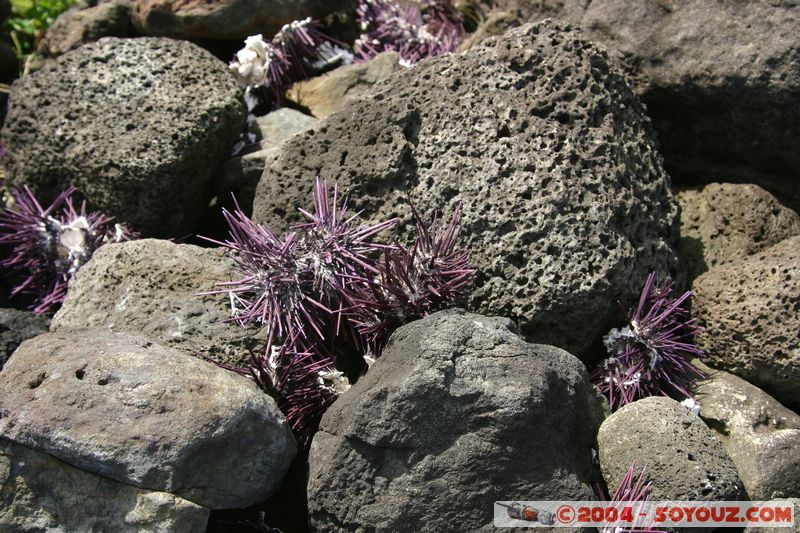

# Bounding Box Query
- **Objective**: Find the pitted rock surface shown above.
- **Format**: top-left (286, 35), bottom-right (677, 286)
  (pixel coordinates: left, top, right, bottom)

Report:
top-left (462, 1), bottom-right (800, 211)
top-left (51, 239), bottom-right (263, 368)
top-left (253, 20), bottom-right (679, 359)
top-left (2, 37), bottom-right (245, 237)
top-left (307, 309), bottom-right (604, 532)
top-left (693, 360), bottom-right (800, 500)
top-left (132, 0), bottom-right (355, 40)
top-left (678, 183), bottom-right (800, 281)
top-left (0, 330), bottom-right (296, 509)
top-left (692, 236), bottom-right (800, 410)
top-left (598, 397), bottom-right (746, 504)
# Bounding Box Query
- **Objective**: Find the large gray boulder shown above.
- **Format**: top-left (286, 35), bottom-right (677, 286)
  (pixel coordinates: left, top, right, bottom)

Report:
top-left (678, 183), bottom-right (800, 281)
top-left (253, 20), bottom-right (680, 359)
top-left (0, 439), bottom-right (210, 532)
top-left (308, 309), bottom-right (604, 532)
top-left (51, 239), bottom-right (261, 368)
top-left (463, 1), bottom-right (800, 212)
top-left (0, 330), bottom-right (296, 509)
top-left (692, 236), bottom-right (800, 410)
top-left (132, 0), bottom-right (354, 40)
top-left (0, 308), bottom-right (49, 371)
top-left (1, 37), bottom-right (245, 237)
top-left (598, 397), bottom-right (746, 503)
top-left (693, 360), bottom-right (800, 500)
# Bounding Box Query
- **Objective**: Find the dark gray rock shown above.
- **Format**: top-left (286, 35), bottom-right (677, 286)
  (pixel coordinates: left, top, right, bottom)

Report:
top-left (50, 239), bottom-right (263, 368)
top-left (678, 183), bottom-right (800, 281)
top-left (0, 330), bottom-right (296, 509)
top-left (0, 308), bottom-right (49, 371)
top-left (692, 236), bottom-right (800, 410)
top-left (598, 397), bottom-right (746, 504)
top-left (132, 0), bottom-right (355, 41)
top-left (0, 438), bottom-right (210, 532)
top-left (38, 0), bottom-right (135, 57)
top-left (693, 360), bottom-right (800, 500)
top-left (253, 20), bottom-right (680, 360)
top-left (2, 37), bottom-right (245, 237)
top-left (308, 309), bottom-right (604, 532)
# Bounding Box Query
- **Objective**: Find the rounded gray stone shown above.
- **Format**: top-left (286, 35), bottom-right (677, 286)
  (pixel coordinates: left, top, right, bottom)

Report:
top-left (693, 360), bottom-right (800, 500)
top-left (1, 37), bottom-right (245, 237)
top-left (0, 330), bottom-right (296, 509)
top-left (253, 20), bottom-right (680, 360)
top-left (598, 396), bottom-right (746, 503)
top-left (308, 309), bottom-right (604, 532)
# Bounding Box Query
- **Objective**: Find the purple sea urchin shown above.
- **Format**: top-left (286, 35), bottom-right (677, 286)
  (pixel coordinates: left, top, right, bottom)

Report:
top-left (207, 178), bottom-right (473, 444)
top-left (591, 272), bottom-right (704, 411)
top-left (349, 205), bottom-right (474, 357)
top-left (230, 19), bottom-right (352, 104)
top-left (598, 463), bottom-right (666, 533)
top-left (0, 186), bottom-right (137, 314)
top-left (354, 0), bottom-right (465, 66)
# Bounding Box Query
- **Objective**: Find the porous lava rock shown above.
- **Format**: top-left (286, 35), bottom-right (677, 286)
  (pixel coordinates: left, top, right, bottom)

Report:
top-left (307, 309), bottom-right (604, 532)
top-left (132, 0), bottom-right (354, 41)
top-left (692, 236), bottom-right (800, 410)
top-left (0, 330), bottom-right (296, 509)
top-left (2, 37), bottom-right (245, 237)
top-left (462, 1), bottom-right (800, 211)
top-left (598, 397), bottom-right (746, 503)
top-left (0, 439), bottom-right (210, 532)
top-left (693, 360), bottom-right (800, 500)
top-left (678, 183), bottom-right (800, 280)
top-left (253, 20), bottom-right (680, 359)
top-left (51, 239), bottom-right (262, 368)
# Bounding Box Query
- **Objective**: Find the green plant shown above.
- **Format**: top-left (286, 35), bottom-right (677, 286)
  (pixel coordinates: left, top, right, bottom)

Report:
top-left (5, 0), bottom-right (76, 61)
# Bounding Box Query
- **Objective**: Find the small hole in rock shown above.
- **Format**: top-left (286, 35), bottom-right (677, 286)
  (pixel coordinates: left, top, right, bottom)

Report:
top-left (75, 369), bottom-right (85, 380)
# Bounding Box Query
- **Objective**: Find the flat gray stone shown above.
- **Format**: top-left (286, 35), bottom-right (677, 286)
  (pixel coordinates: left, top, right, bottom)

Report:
top-left (51, 239), bottom-right (262, 368)
top-left (0, 330), bottom-right (296, 509)
top-left (287, 52), bottom-right (404, 119)
top-left (0, 439), bottom-right (210, 533)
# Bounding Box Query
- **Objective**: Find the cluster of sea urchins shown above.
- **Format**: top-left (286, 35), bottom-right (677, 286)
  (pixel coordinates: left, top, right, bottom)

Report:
top-left (206, 178), bottom-right (473, 445)
top-left (355, 0), bottom-right (466, 66)
top-left (591, 272), bottom-right (704, 411)
top-left (0, 186), bottom-right (137, 314)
